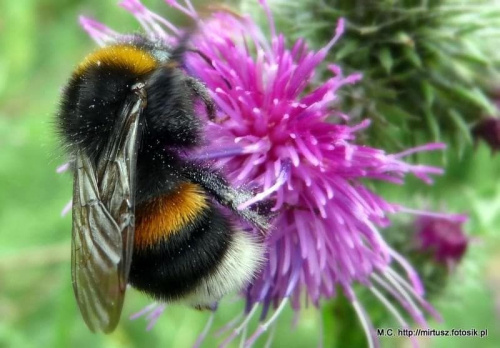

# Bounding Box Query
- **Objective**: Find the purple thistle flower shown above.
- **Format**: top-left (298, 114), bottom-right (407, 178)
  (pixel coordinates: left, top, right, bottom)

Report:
top-left (416, 215), bottom-right (469, 268)
top-left (472, 117), bottom-right (500, 153)
top-left (129, 302), bottom-right (167, 331)
top-left (77, 1), bottom-right (466, 347)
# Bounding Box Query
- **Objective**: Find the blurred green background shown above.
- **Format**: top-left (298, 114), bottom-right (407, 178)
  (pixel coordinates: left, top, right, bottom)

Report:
top-left (0, 1), bottom-right (499, 347)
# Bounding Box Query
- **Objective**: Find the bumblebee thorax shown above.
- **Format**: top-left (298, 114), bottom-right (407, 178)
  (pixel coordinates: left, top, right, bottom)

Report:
top-left (74, 44), bottom-right (159, 78)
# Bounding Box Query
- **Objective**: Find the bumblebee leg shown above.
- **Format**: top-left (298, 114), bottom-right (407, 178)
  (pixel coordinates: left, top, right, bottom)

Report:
top-left (180, 164), bottom-right (270, 233)
top-left (185, 76), bottom-right (216, 120)
top-left (187, 48), bottom-right (232, 92)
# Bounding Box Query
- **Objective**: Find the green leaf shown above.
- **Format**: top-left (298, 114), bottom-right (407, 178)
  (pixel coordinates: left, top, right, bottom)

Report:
top-left (448, 108), bottom-right (473, 146)
top-left (404, 46), bottom-right (422, 68)
top-left (377, 103), bottom-right (420, 124)
top-left (395, 31), bottom-right (414, 47)
top-left (424, 107), bottom-right (441, 142)
top-left (421, 81), bottom-right (435, 108)
top-left (457, 39), bottom-right (491, 66)
top-left (377, 47), bottom-right (393, 74)
top-left (448, 86), bottom-right (497, 115)
top-left (453, 130), bottom-right (467, 159)
top-left (334, 39), bottom-right (359, 60)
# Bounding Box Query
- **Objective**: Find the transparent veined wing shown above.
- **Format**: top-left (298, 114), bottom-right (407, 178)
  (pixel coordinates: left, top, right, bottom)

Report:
top-left (71, 84), bottom-right (146, 333)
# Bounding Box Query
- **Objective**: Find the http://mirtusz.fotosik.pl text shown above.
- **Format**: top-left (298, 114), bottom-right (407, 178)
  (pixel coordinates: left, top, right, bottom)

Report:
top-left (377, 328), bottom-right (488, 338)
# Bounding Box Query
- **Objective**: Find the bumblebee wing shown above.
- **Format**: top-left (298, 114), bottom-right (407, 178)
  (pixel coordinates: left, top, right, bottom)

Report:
top-left (71, 152), bottom-right (124, 332)
top-left (71, 85), bottom-right (146, 333)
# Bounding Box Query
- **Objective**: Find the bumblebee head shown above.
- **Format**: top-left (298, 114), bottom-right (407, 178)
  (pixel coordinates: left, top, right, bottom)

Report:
top-left (57, 36), bottom-right (210, 162)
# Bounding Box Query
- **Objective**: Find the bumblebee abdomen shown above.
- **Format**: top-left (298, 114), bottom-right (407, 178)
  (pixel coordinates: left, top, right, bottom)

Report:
top-left (129, 184), bottom-right (232, 301)
top-left (130, 180), bottom-right (265, 305)
top-left (133, 182), bottom-right (209, 249)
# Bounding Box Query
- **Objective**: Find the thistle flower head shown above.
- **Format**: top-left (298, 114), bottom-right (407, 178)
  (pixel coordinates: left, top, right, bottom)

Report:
top-left (473, 117), bottom-right (500, 153)
top-left (77, 1), bottom-right (465, 346)
top-left (258, 0), bottom-right (500, 156)
top-left (417, 215), bottom-right (469, 267)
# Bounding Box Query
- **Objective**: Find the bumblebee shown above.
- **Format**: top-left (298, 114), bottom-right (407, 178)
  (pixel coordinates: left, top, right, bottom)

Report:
top-left (57, 36), bottom-right (270, 333)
